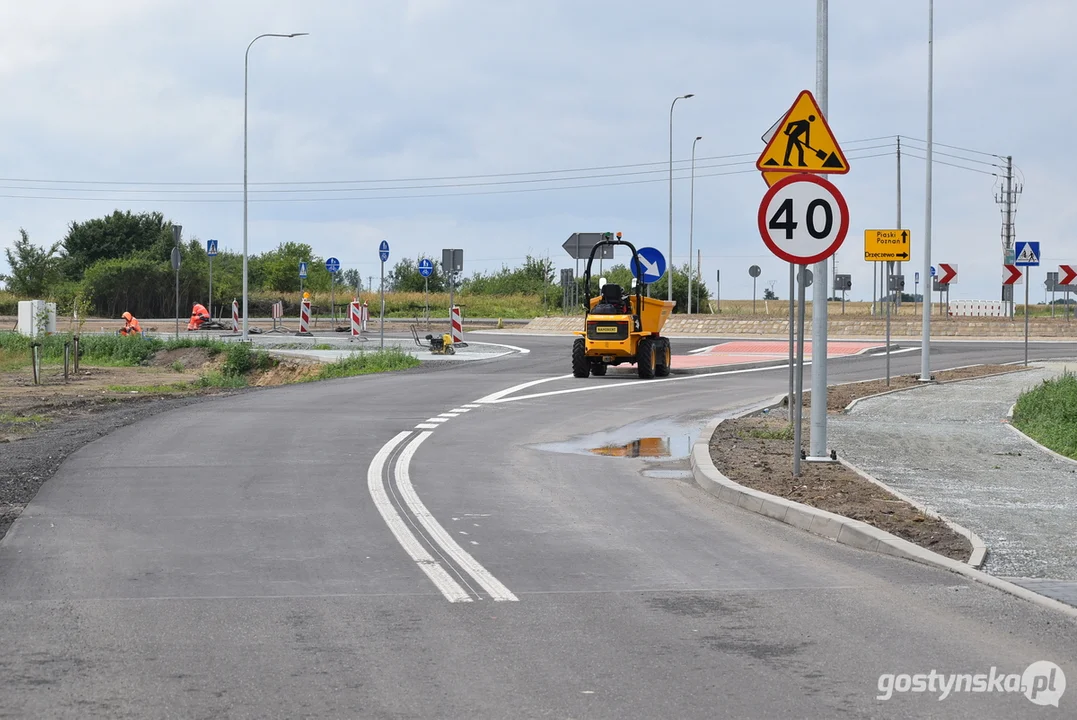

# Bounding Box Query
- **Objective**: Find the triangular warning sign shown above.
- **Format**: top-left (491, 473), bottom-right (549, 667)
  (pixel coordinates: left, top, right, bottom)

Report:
top-left (1016, 244), bottom-right (1038, 264)
top-left (756, 90), bottom-right (850, 175)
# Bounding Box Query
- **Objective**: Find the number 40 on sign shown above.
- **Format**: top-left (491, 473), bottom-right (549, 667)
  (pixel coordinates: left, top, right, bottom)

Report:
top-left (757, 173), bottom-right (849, 265)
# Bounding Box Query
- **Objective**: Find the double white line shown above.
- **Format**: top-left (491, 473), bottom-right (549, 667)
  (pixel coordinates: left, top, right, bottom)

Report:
top-left (367, 430), bottom-right (517, 603)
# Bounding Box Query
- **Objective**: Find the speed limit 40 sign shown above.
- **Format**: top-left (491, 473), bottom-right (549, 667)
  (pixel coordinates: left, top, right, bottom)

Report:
top-left (757, 173), bottom-right (849, 265)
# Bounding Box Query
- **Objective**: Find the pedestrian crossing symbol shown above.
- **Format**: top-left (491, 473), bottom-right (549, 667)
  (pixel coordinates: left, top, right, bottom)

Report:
top-left (756, 90), bottom-right (849, 175)
top-left (1015, 241), bottom-right (1040, 267)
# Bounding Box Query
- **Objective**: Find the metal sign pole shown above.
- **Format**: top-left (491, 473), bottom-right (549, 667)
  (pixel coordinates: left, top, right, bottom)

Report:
top-left (380, 258), bottom-right (385, 349)
top-left (886, 261), bottom-right (892, 386)
top-left (753, 277), bottom-right (757, 314)
top-left (1024, 268), bottom-right (1030, 366)
top-left (788, 264), bottom-right (795, 406)
top-left (209, 256), bottom-right (213, 319)
top-left (793, 266), bottom-right (808, 477)
top-left (425, 276), bottom-right (429, 323)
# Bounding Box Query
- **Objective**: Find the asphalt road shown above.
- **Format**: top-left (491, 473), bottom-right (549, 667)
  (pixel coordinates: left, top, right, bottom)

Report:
top-left (1, 335), bottom-right (1075, 718)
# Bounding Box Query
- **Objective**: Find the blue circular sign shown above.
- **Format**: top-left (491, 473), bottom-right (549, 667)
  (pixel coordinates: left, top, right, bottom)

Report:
top-left (325, 257), bottom-right (340, 274)
top-left (379, 240), bottom-right (390, 263)
top-left (418, 258), bottom-right (434, 277)
top-left (631, 247), bottom-right (667, 283)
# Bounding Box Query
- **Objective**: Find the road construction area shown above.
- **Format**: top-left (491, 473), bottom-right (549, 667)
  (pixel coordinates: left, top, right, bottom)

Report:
top-left (1, 330), bottom-right (1076, 718)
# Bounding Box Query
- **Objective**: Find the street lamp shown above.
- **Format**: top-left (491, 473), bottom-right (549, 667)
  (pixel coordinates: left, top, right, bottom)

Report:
top-left (243, 32), bottom-right (308, 340)
top-left (668, 93), bottom-right (694, 303)
top-left (688, 135), bottom-right (702, 314)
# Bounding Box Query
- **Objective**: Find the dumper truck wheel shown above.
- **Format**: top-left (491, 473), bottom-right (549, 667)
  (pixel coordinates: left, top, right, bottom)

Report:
top-left (572, 338), bottom-right (590, 378)
top-left (636, 338), bottom-right (656, 379)
top-left (591, 361), bottom-right (607, 376)
top-left (655, 337), bottom-right (671, 377)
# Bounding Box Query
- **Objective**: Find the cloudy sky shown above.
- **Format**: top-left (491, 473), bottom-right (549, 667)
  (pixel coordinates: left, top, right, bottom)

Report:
top-left (0, 0), bottom-right (1072, 302)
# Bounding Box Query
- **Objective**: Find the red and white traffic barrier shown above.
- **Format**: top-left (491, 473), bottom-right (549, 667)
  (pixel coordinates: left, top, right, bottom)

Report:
top-left (450, 305), bottom-right (463, 344)
top-left (297, 299), bottom-right (312, 335)
top-left (350, 302), bottom-right (362, 339)
top-left (232, 299), bottom-right (240, 333)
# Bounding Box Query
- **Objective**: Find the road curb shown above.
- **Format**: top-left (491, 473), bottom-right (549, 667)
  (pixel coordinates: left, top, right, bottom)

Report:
top-left (1003, 423), bottom-right (1077, 468)
top-left (690, 413), bottom-right (1077, 620)
top-left (841, 365), bottom-right (1036, 413)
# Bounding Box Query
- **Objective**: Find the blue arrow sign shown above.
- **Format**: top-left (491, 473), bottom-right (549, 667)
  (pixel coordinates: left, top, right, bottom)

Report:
top-left (379, 240), bottom-right (390, 263)
top-left (206, 239), bottom-right (218, 257)
top-left (299, 261), bottom-right (308, 279)
top-left (930, 265), bottom-right (936, 277)
top-left (631, 247), bottom-right (667, 283)
top-left (325, 257), bottom-right (340, 274)
top-left (418, 258), bottom-right (434, 277)
top-left (1015, 241), bottom-right (1040, 267)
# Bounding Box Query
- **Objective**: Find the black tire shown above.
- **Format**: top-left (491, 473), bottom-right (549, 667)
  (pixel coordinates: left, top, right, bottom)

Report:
top-left (591, 362), bottom-right (607, 376)
top-left (572, 338), bottom-right (590, 378)
top-left (636, 338), bottom-right (656, 379)
top-left (655, 337), bottom-right (671, 377)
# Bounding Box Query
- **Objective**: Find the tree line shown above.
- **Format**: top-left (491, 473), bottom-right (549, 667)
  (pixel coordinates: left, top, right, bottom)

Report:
top-left (1, 209), bottom-right (712, 317)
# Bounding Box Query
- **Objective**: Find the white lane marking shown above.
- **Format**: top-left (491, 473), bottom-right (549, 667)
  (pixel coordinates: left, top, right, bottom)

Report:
top-left (474, 374), bottom-right (574, 404)
top-left (366, 432), bottom-right (472, 603)
top-left (450, 408), bottom-right (470, 413)
top-left (463, 341), bottom-right (531, 355)
top-left (415, 423), bottom-right (439, 429)
top-left (478, 348), bottom-right (924, 405)
top-left (439, 412), bottom-right (460, 417)
top-left (396, 432), bottom-right (518, 602)
top-left (462, 404), bottom-right (481, 408)
top-left (425, 417), bottom-right (450, 423)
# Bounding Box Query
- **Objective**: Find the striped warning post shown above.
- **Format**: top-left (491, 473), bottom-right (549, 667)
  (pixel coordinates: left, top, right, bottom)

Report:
top-left (450, 305), bottom-right (463, 344)
top-left (361, 302), bottom-right (369, 332)
top-left (231, 299), bottom-right (240, 333)
top-left (296, 299), bottom-right (312, 336)
top-left (350, 302), bottom-right (362, 339)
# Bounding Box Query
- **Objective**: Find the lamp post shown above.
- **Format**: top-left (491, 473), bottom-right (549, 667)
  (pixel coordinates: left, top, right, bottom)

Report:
top-left (668, 93), bottom-right (694, 303)
top-left (243, 32), bottom-right (308, 341)
top-left (688, 135), bottom-right (702, 314)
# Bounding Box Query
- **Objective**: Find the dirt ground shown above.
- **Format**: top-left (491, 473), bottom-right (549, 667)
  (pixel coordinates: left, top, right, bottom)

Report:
top-left (708, 363), bottom-right (1030, 563)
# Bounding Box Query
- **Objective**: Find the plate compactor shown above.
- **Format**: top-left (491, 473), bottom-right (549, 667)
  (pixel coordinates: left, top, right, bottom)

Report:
top-left (571, 233), bottom-right (675, 379)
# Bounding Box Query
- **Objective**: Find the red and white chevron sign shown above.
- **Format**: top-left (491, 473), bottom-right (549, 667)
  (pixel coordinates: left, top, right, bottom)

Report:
top-left (1060, 264), bottom-right (1077, 286)
top-left (1003, 264), bottom-right (1022, 285)
top-left (937, 263), bottom-right (957, 284)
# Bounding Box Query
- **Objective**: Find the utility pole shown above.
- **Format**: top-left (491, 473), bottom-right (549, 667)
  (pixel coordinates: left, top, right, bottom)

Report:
top-left (808, 0), bottom-right (830, 461)
top-left (920, 0), bottom-right (934, 382)
top-left (995, 155), bottom-right (1022, 319)
top-left (896, 136), bottom-right (902, 309)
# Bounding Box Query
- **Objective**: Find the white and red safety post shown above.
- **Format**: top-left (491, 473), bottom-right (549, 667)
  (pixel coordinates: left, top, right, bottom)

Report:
top-left (297, 298), bottom-right (312, 336)
top-left (349, 301), bottom-right (362, 340)
top-left (231, 299), bottom-right (240, 333)
top-left (450, 305), bottom-right (463, 343)
top-left (361, 301), bottom-right (369, 332)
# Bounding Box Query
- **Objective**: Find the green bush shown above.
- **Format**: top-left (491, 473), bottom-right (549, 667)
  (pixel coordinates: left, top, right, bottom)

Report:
top-left (314, 348), bottom-right (420, 380)
top-left (221, 342), bottom-right (274, 377)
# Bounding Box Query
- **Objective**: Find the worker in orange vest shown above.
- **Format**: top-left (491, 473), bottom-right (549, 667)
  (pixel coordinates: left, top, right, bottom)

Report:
top-left (119, 311), bottom-right (142, 336)
top-left (187, 303), bottom-right (210, 331)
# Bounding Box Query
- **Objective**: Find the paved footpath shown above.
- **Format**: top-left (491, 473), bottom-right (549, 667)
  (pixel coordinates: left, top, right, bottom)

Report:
top-left (829, 361), bottom-right (1077, 608)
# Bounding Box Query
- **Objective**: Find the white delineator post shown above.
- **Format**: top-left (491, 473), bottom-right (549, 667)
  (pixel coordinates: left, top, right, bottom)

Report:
top-left (362, 301), bottom-right (369, 332)
top-left (450, 305), bottom-right (463, 344)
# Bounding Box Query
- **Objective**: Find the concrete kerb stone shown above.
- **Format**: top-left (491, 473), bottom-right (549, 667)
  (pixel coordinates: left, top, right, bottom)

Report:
top-left (691, 405), bottom-right (1077, 621)
top-left (841, 364), bottom-right (1038, 414)
top-left (1003, 422), bottom-right (1077, 468)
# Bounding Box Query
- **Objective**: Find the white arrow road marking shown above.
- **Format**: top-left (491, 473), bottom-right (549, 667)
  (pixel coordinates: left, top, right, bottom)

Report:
top-left (367, 432), bottom-right (472, 602)
top-left (396, 432), bottom-right (518, 601)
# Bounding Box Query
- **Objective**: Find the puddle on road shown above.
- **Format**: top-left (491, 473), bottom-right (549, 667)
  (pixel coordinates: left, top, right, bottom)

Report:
top-left (529, 417), bottom-right (703, 462)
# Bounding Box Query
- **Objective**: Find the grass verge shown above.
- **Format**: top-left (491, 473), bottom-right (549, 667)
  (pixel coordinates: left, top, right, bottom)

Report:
top-left (1012, 371), bottom-right (1077, 459)
top-left (311, 348), bottom-right (421, 380)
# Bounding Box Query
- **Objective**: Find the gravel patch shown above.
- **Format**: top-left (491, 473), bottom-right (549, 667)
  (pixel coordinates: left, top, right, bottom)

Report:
top-left (828, 360), bottom-right (1077, 581)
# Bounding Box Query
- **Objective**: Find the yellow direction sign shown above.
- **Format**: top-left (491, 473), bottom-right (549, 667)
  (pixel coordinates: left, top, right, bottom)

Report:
top-left (864, 229), bottom-right (912, 262)
top-left (757, 90), bottom-right (850, 175)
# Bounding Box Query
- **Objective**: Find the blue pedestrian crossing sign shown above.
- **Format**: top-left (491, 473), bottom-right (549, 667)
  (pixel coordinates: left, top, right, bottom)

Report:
top-left (325, 257), bottom-right (340, 274)
top-left (1015, 241), bottom-right (1040, 267)
top-left (418, 258), bottom-right (434, 277)
top-left (299, 261), bottom-right (308, 279)
top-left (379, 240), bottom-right (390, 263)
top-left (206, 239), bottom-right (218, 257)
top-left (631, 247), bottom-right (667, 283)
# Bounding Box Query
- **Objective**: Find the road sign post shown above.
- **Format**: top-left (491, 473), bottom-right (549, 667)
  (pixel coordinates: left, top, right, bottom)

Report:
top-left (442, 248), bottom-right (463, 325)
top-left (299, 260), bottom-right (308, 298)
top-left (757, 173), bottom-right (848, 474)
top-left (378, 241), bottom-right (390, 348)
top-left (1015, 241), bottom-right (1040, 365)
top-left (749, 265), bottom-right (761, 313)
top-left (172, 225), bottom-right (182, 340)
top-left (1060, 264), bottom-right (1077, 323)
top-left (207, 239), bottom-right (218, 318)
top-left (418, 258), bottom-right (434, 323)
top-left (325, 257), bottom-right (340, 328)
top-left (834, 273), bottom-right (851, 314)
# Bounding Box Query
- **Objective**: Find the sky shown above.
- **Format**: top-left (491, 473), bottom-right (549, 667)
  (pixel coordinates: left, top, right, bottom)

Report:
top-left (0, 0), bottom-right (1074, 304)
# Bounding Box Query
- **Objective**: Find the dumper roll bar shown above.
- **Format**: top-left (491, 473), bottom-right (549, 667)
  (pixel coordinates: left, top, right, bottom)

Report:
top-left (582, 237), bottom-right (644, 332)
